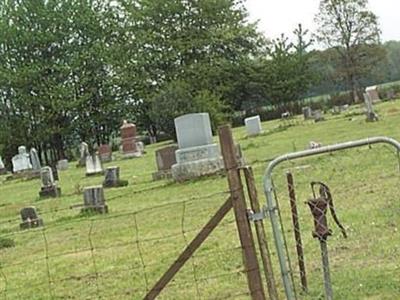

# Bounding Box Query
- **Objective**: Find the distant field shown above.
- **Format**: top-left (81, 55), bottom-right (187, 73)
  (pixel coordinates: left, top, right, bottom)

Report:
top-left (0, 100), bottom-right (399, 299)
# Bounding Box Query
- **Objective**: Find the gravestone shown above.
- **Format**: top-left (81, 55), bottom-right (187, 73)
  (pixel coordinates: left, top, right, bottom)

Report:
top-left (135, 141), bottom-right (145, 155)
top-left (78, 142), bottom-right (89, 167)
top-left (98, 144), bottom-right (112, 163)
top-left (244, 115), bottom-right (263, 136)
top-left (103, 166), bottom-right (128, 188)
top-left (152, 145), bottom-right (178, 180)
top-left (0, 156), bottom-right (6, 175)
top-left (171, 113), bottom-right (224, 181)
top-left (85, 154), bottom-right (103, 176)
top-left (302, 107), bottom-right (313, 120)
top-left (332, 106), bottom-right (341, 115)
top-left (39, 167), bottom-right (61, 198)
top-left (82, 186), bottom-right (108, 214)
top-left (121, 120), bottom-right (142, 158)
top-left (386, 90), bottom-right (395, 100)
top-left (363, 93), bottom-right (378, 122)
top-left (30, 148), bottom-right (41, 172)
top-left (20, 206), bottom-right (43, 229)
top-left (51, 164), bottom-right (59, 181)
top-left (313, 110), bottom-right (325, 122)
top-left (365, 86), bottom-right (380, 102)
top-left (12, 146), bottom-right (32, 173)
top-left (57, 159), bottom-right (69, 171)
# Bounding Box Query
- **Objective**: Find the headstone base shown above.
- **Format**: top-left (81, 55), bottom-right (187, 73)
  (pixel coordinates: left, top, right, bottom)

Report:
top-left (152, 170), bottom-right (173, 181)
top-left (12, 170), bottom-right (40, 180)
top-left (85, 171), bottom-right (104, 177)
top-left (39, 186), bottom-right (61, 198)
top-left (366, 112), bottom-right (379, 122)
top-left (81, 205), bottom-right (108, 214)
top-left (122, 151), bottom-right (143, 159)
top-left (103, 180), bottom-right (128, 188)
top-left (171, 157), bottom-right (224, 182)
top-left (20, 218), bottom-right (44, 230)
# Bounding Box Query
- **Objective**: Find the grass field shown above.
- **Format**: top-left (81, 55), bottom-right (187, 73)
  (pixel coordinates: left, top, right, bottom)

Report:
top-left (1, 101), bottom-right (400, 299)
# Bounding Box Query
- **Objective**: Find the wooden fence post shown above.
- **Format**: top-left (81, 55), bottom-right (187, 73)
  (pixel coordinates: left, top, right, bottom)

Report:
top-left (243, 166), bottom-right (279, 300)
top-left (218, 125), bottom-right (266, 300)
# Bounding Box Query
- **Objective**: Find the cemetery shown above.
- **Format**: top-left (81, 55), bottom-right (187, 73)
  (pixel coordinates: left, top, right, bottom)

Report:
top-left (0, 100), bottom-right (399, 299)
top-left (0, 0), bottom-right (399, 299)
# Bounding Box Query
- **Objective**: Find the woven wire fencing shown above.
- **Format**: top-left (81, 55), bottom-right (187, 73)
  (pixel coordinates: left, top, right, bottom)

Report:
top-left (0, 189), bottom-right (252, 300)
top-left (268, 143), bottom-right (400, 299)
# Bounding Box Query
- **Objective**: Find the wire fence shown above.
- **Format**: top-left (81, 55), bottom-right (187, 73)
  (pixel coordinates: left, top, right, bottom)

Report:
top-left (0, 187), bottom-right (256, 299)
top-left (266, 143), bottom-right (400, 299)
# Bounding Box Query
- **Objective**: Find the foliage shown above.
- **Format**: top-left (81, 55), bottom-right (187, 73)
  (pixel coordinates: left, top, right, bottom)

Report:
top-left (263, 24), bottom-right (316, 110)
top-left (149, 81), bottom-right (228, 138)
top-left (315, 0), bottom-right (383, 101)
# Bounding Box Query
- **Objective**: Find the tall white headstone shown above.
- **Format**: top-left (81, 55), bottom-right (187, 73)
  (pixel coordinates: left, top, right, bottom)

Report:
top-left (12, 146), bottom-right (32, 173)
top-left (244, 116), bottom-right (262, 136)
top-left (30, 148), bottom-right (41, 171)
top-left (171, 113), bottom-right (223, 181)
top-left (366, 86), bottom-right (380, 102)
top-left (363, 93), bottom-right (378, 122)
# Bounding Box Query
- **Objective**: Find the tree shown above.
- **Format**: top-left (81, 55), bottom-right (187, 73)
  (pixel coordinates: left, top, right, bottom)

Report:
top-left (315, 0), bottom-right (382, 102)
top-left (262, 24), bottom-right (315, 111)
top-left (116, 0), bottom-right (265, 134)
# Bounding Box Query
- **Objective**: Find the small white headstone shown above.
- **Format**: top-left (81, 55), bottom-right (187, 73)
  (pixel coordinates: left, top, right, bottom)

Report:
top-left (244, 115), bottom-right (262, 136)
top-left (12, 146), bottom-right (32, 173)
top-left (174, 113), bottom-right (213, 149)
top-left (57, 159), bottom-right (69, 171)
top-left (86, 155), bottom-right (103, 176)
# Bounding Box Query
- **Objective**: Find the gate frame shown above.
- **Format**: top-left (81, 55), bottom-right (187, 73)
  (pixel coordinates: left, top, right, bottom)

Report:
top-left (263, 136), bottom-right (400, 299)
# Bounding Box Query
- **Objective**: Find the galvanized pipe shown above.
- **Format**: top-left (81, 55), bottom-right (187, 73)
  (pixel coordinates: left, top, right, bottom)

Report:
top-left (263, 136), bottom-right (400, 299)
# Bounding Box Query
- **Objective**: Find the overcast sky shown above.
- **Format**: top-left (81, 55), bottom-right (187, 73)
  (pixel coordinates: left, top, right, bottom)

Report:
top-left (245, 0), bottom-right (400, 43)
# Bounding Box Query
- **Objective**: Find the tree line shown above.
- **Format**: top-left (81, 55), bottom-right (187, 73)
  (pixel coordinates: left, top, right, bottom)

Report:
top-left (0, 0), bottom-right (397, 166)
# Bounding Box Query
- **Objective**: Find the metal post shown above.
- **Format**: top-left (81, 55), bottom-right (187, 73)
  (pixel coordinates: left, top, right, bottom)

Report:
top-left (286, 172), bottom-right (307, 292)
top-left (320, 239), bottom-right (333, 300)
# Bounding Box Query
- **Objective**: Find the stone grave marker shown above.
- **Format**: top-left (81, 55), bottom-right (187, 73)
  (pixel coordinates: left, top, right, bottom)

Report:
top-left (20, 206), bottom-right (43, 229)
top-left (171, 113), bottom-right (224, 181)
top-left (85, 154), bottom-right (103, 176)
top-left (121, 120), bottom-right (142, 158)
top-left (39, 167), bottom-right (61, 198)
top-left (244, 115), bottom-right (263, 136)
top-left (366, 86), bottom-right (380, 102)
top-left (82, 186), bottom-right (108, 214)
top-left (78, 142), bottom-right (89, 167)
top-left (363, 93), bottom-right (378, 122)
top-left (313, 110), bottom-right (325, 122)
top-left (152, 145), bottom-right (178, 180)
top-left (12, 146), bottom-right (32, 173)
top-left (98, 144), bottom-right (112, 163)
top-left (30, 148), bottom-right (41, 172)
top-left (103, 166), bottom-right (128, 188)
top-left (0, 156), bottom-right (6, 175)
top-left (57, 159), bottom-right (69, 171)
top-left (302, 107), bottom-right (313, 120)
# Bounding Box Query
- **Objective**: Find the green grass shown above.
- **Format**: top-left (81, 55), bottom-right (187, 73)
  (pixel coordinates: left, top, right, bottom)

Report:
top-left (1, 101), bottom-right (400, 299)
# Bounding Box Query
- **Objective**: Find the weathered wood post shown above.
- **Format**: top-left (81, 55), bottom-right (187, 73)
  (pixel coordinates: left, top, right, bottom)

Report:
top-left (218, 125), bottom-right (266, 300)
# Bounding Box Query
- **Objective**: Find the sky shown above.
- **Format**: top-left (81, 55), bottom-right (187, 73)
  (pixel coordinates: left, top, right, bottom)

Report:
top-left (244, 0), bottom-right (400, 43)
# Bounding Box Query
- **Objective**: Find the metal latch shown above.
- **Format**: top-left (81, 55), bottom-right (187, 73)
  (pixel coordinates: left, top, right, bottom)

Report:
top-left (247, 205), bottom-right (271, 221)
